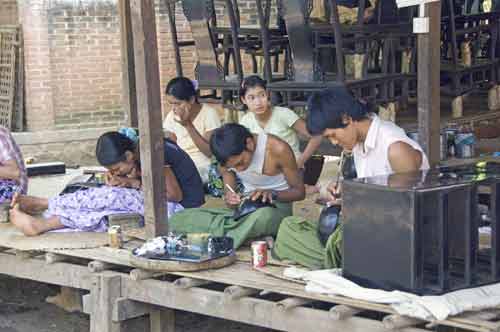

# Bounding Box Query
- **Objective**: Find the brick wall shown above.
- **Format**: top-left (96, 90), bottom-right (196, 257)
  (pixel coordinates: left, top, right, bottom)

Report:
top-left (0, 0), bottom-right (18, 25)
top-left (47, 3), bottom-right (124, 130)
top-left (17, 0), bottom-right (259, 132)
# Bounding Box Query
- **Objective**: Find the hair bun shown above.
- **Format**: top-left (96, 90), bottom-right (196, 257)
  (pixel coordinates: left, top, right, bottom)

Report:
top-left (118, 127), bottom-right (139, 144)
top-left (191, 79), bottom-right (199, 91)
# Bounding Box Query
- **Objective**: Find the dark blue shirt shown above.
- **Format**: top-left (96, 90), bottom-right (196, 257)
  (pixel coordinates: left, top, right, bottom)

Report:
top-left (164, 139), bottom-right (205, 208)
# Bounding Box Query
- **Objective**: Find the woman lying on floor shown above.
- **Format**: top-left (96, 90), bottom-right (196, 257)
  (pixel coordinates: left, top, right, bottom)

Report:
top-left (9, 130), bottom-right (205, 236)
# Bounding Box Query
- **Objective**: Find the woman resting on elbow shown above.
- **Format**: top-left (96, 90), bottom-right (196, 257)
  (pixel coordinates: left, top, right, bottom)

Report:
top-left (9, 130), bottom-right (204, 236)
top-left (0, 126), bottom-right (27, 203)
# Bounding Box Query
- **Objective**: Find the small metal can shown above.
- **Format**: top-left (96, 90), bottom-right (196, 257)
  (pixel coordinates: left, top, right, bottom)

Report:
top-left (95, 172), bottom-right (106, 184)
top-left (108, 225), bottom-right (123, 249)
top-left (251, 241), bottom-right (268, 268)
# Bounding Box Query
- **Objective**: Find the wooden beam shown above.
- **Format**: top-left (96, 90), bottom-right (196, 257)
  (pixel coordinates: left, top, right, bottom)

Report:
top-left (122, 278), bottom-right (429, 332)
top-left (130, 268), bottom-right (167, 281)
top-left (118, 0), bottom-right (138, 128)
top-left (417, 2), bottom-right (441, 166)
top-left (275, 297), bottom-right (314, 311)
top-left (112, 297), bottom-right (150, 322)
top-left (45, 253), bottom-right (69, 264)
top-left (223, 285), bottom-right (259, 301)
top-left (329, 305), bottom-right (363, 320)
top-left (382, 315), bottom-right (424, 330)
top-left (0, 253), bottom-right (93, 290)
top-left (129, 0), bottom-right (168, 238)
top-left (173, 277), bottom-right (211, 289)
top-left (88, 260), bottom-right (117, 273)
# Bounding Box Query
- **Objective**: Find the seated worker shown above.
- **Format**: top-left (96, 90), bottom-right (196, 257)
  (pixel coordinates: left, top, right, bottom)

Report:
top-left (239, 75), bottom-right (322, 170)
top-left (163, 77), bottom-right (221, 183)
top-left (168, 123), bottom-right (306, 249)
top-left (0, 126), bottom-right (27, 202)
top-left (273, 86), bottom-right (429, 269)
top-left (9, 130), bottom-right (205, 236)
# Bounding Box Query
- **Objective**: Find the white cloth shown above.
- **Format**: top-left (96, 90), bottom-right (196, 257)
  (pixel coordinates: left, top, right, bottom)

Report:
top-left (353, 115), bottom-right (430, 178)
top-left (234, 133), bottom-right (289, 195)
top-left (284, 267), bottom-right (500, 321)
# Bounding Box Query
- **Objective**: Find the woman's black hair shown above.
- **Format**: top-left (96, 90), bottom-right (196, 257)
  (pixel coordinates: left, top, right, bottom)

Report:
top-left (239, 75), bottom-right (268, 112)
top-left (165, 77), bottom-right (197, 102)
top-left (95, 131), bottom-right (136, 166)
top-left (210, 123), bottom-right (253, 166)
top-left (306, 86), bottom-right (369, 136)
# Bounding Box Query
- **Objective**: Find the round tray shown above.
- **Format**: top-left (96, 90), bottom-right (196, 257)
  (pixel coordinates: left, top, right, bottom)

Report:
top-left (129, 252), bottom-right (237, 272)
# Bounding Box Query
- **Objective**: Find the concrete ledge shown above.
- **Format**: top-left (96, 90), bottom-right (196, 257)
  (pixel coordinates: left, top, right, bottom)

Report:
top-left (13, 127), bottom-right (116, 145)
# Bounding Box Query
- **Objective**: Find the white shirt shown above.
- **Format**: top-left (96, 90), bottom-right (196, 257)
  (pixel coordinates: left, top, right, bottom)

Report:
top-left (163, 104), bottom-right (221, 182)
top-left (352, 115), bottom-right (430, 178)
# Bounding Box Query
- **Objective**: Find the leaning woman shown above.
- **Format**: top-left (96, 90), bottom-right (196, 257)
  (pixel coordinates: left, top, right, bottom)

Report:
top-left (9, 130), bottom-right (205, 236)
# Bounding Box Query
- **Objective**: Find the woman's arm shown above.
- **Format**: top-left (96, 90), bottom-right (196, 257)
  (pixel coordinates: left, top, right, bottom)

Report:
top-left (292, 119), bottom-right (322, 169)
top-left (184, 124), bottom-right (213, 158)
top-left (164, 166), bottom-right (183, 202)
top-left (297, 136), bottom-right (322, 169)
top-left (0, 159), bottom-right (21, 181)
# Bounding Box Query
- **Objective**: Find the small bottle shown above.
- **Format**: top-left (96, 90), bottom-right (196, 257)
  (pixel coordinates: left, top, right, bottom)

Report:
top-left (108, 225), bottom-right (123, 249)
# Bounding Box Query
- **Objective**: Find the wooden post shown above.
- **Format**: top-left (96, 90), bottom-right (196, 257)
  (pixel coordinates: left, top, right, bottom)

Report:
top-left (118, 0), bottom-right (138, 128)
top-left (129, 0), bottom-right (168, 238)
top-left (90, 274), bottom-right (122, 332)
top-left (150, 307), bottom-right (175, 332)
top-left (417, 2), bottom-right (441, 166)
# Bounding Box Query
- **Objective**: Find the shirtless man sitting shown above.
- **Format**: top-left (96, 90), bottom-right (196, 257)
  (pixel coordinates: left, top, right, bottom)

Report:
top-left (168, 123), bottom-right (306, 249)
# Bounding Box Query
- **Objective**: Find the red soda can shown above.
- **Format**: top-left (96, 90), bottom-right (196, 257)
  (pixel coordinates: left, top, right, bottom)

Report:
top-left (251, 241), bottom-right (268, 268)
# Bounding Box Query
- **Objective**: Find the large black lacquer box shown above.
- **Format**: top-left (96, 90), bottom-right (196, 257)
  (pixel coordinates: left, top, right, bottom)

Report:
top-left (342, 167), bottom-right (500, 294)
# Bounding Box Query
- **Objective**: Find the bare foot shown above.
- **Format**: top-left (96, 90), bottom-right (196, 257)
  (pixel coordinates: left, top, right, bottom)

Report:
top-left (12, 194), bottom-right (48, 214)
top-left (9, 204), bottom-right (42, 236)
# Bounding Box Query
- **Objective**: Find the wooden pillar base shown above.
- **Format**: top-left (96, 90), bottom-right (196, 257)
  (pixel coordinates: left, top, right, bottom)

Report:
top-left (488, 85), bottom-right (500, 111)
top-left (452, 96), bottom-right (463, 118)
top-left (460, 41), bottom-right (472, 67)
top-left (401, 49), bottom-right (412, 74)
top-left (310, 0), bottom-right (327, 21)
top-left (150, 307), bottom-right (175, 332)
top-left (90, 273), bottom-right (123, 332)
top-left (353, 54), bottom-right (365, 80)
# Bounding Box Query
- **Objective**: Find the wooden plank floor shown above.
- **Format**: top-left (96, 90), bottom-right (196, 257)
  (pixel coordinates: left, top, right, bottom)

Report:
top-left (38, 242), bottom-right (500, 332)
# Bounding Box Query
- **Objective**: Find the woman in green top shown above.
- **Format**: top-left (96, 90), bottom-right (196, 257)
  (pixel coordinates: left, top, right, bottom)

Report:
top-left (239, 75), bottom-right (322, 170)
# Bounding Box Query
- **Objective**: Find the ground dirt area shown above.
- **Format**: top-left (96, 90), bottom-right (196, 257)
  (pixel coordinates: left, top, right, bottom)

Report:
top-left (0, 274), bottom-right (274, 332)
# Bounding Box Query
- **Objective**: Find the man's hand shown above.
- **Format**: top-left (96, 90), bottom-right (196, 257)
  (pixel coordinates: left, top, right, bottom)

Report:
top-left (249, 190), bottom-right (277, 204)
top-left (224, 190), bottom-right (242, 208)
top-left (326, 181), bottom-right (342, 205)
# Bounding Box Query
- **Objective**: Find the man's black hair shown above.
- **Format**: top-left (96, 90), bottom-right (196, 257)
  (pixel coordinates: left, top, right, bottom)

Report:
top-left (306, 86), bottom-right (368, 136)
top-left (210, 123), bottom-right (253, 166)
